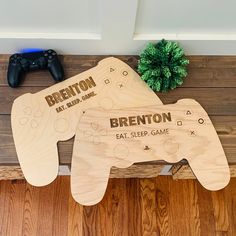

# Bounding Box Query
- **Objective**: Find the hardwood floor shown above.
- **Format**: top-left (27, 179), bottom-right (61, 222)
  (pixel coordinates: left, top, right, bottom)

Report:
top-left (0, 176), bottom-right (235, 236)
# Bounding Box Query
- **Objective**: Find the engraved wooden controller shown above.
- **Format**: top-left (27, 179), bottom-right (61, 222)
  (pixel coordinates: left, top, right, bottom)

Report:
top-left (11, 57), bottom-right (162, 186)
top-left (71, 99), bottom-right (230, 205)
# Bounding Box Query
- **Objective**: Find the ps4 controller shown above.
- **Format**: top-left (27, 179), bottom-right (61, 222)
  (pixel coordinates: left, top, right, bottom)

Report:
top-left (71, 99), bottom-right (230, 205)
top-left (7, 49), bottom-right (64, 87)
top-left (11, 57), bottom-right (162, 186)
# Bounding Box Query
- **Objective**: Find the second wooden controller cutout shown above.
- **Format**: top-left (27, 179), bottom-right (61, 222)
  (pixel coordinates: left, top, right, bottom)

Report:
top-left (71, 99), bottom-right (230, 205)
top-left (11, 57), bottom-right (162, 186)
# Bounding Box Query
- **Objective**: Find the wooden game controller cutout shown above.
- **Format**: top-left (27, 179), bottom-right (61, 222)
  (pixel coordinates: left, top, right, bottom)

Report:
top-left (71, 99), bottom-right (230, 206)
top-left (11, 57), bottom-right (163, 186)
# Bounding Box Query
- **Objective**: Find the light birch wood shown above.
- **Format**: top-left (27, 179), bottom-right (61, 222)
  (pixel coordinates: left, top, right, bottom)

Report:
top-left (11, 57), bottom-right (162, 186)
top-left (71, 99), bottom-right (230, 205)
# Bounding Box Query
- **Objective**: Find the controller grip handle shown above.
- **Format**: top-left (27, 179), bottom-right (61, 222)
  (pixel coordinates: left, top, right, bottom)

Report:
top-left (188, 151), bottom-right (230, 191)
top-left (71, 154), bottom-right (111, 206)
top-left (48, 58), bottom-right (64, 82)
top-left (7, 63), bottom-right (23, 87)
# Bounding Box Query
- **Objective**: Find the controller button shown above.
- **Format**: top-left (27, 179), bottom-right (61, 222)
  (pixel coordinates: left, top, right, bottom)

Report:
top-left (48, 50), bottom-right (52, 53)
top-left (52, 52), bottom-right (56, 56)
top-left (117, 82), bottom-right (124, 88)
top-left (104, 79), bottom-right (110, 84)
top-left (122, 70), bottom-right (128, 76)
top-left (198, 118), bottom-right (204, 124)
top-left (31, 120), bottom-right (38, 129)
top-left (34, 110), bottom-right (43, 118)
top-left (144, 145), bottom-right (151, 151)
top-left (177, 120), bottom-right (183, 126)
top-left (23, 107), bottom-right (32, 115)
top-left (164, 139), bottom-right (179, 154)
top-left (19, 117), bottom-right (29, 126)
top-left (189, 130), bottom-right (196, 136)
top-left (44, 53), bottom-right (48, 57)
top-left (49, 55), bottom-right (53, 59)
top-left (54, 118), bottom-right (69, 133)
top-left (114, 144), bottom-right (129, 159)
top-left (110, 67), bottom-right (115, 72)
top-left (186, 110), bottom-right (192, 115)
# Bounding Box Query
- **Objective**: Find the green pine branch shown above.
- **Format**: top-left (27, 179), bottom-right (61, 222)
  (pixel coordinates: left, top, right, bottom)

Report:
top-left (138, 39), bottom-right (189, 92)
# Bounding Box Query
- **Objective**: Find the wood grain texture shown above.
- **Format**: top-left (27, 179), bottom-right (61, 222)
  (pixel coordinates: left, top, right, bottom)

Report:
top-left (71, 99), bottom-right (230, 205)
top-left (1, 114), bottom-right (235, 165)
top-left (11, 57), bottom-right (161, 187)
top-left (0, 176), bottom-right (235, 235)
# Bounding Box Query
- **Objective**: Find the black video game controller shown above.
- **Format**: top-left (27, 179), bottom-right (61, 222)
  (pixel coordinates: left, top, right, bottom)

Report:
top-left (7, 49), bottom-right (64, 87)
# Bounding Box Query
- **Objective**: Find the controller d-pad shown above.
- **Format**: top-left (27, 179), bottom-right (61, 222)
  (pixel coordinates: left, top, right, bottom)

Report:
top-left (83, 123), bottom-right (107, 145)
top-left (91, 122), bottom-right (99, 130)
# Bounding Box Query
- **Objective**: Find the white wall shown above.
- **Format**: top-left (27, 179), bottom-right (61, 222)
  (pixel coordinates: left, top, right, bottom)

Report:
top-left (0, 0), bottom-right (236, 55)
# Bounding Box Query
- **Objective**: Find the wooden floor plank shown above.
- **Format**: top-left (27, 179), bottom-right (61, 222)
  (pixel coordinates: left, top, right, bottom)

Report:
top-left (211, 190), bottom-right (229, 233)
top-left (0, 180), bottom-right (11, 236)
top-left (52, 176), bottom-right (69, 236)
top-left (36, 180), bottom-right (56, 236)
top-left (68, 190), bottom-right (83, 236)
top-left (0, 177), bottom-right (235, 235)
top-left (168, 179), bottom-right (201, 236)
top-left (21, 184), bottom-right (40, 236)
top-left (140, 178), bottom-right (159, 236)
top-left (155, 176), bottom-right (171, 236)
top-left (196, 183), bottom-right (216, 236)
top-left (6, 180), bottom-right (26, 236)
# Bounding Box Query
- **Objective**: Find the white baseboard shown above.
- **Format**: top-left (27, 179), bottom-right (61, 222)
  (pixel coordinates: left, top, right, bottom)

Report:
top-left (1, 32), bottom-right (236, 55)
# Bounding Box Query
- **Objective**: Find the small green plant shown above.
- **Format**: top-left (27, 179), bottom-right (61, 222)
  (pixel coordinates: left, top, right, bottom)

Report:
top-left (138, 39), bottom-right (189, 92)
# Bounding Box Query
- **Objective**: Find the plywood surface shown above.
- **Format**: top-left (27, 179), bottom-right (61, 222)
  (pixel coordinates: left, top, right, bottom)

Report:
top-left (11, 57), bottom-right (162, 187)
top-left (71, 99), bottom-right (230, 205)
